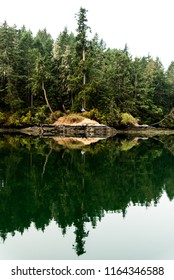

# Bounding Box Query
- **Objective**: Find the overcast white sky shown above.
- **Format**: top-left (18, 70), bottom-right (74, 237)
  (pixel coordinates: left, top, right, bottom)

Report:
top-left (1, 0), bottom-right (174, 69)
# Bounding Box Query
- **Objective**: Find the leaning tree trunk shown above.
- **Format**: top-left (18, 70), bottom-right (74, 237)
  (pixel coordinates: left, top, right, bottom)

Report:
top-left (42, 79), bottom-right (53, 113)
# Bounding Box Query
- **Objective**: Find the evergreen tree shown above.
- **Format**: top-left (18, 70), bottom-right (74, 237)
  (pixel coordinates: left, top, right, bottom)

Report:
top-left (31, 29), bottom-right (54, 112)
top-left (0, 22), bottom-right (23, 111)
top-left (17, 26), bottom-right (36, 108)
top-left (75, 7), bottom-right (91, 110)
top-left (52, 28), bottom-right (76, 110)
top-left (166, 61), bottom-right (174, 109)
top-left (81, 34), bottom-right (106, 111)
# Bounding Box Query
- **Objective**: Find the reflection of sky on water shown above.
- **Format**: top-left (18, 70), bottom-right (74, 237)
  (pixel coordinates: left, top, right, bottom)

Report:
top-left (1, 192), bottom-right (174, 260)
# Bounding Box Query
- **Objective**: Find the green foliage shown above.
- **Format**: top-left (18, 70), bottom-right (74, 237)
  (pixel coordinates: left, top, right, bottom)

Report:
top-left (0, 112), bottom-right (5, 124)
top-left (32, 106), bottom-right (49, 124)
top-left (82, 108), bottom-right (101, 122)
top-left (21, 111), bottom-right (33, 125)
top-left (6, 112), bottom-right (21, 127)
top-left (120, 113), bottom-right (139, 126)
top-left (160, 108), bottom-right (174, 128)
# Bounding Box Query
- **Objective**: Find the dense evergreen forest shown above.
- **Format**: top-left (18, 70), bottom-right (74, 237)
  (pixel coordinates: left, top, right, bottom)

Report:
top-left (1, 7), bottom-right (174, 128)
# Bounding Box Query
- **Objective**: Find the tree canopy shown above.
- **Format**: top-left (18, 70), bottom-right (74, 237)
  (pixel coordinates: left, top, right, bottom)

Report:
top-left (0, 8), bottom-right (174, 127)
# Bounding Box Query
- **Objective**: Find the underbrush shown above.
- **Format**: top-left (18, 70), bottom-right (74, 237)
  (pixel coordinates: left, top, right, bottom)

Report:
top-left (0, 107), bottom-right (140, 128)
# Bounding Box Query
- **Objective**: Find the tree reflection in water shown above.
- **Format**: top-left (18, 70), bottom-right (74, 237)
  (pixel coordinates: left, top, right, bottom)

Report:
top-left (0, 134), bottom-right (174, 255)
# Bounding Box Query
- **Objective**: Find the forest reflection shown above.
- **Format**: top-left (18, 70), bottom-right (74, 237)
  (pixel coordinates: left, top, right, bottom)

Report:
top-left (0, 134), bottom-right (174, 256)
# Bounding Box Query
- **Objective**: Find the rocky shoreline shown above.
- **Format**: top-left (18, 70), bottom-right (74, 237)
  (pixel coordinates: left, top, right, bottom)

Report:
top-left (1, 124), bottom-right (174, 138)
top-left (0, 123), bottom-right (116, 137)
top-left (20, 124), bottom-right (117, 137)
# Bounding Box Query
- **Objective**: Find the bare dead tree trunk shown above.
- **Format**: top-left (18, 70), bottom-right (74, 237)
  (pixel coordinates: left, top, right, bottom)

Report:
top-left (42, 79), bottom-right (53, 113)
top-left (62, 104), bottom-right (68, 114)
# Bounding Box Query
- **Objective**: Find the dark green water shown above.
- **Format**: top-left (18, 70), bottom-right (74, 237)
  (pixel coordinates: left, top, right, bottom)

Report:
top-left (0, 134), bottom-right (174, 259)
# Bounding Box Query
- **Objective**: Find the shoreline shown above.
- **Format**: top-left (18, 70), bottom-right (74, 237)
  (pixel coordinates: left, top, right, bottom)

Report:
top-left (0, 124), bottom-right (117, 137)
top-left (117, 127), bottom-right (174, 137)
top-left (1, 125), bottom-right (174, 137)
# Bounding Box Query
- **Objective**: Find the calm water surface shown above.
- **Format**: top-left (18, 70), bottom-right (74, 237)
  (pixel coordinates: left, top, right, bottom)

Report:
top-left (0, 134), bottom-right (174, 259)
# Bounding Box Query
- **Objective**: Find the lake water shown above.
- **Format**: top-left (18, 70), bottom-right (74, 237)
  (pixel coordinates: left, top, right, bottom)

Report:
top-left (0, 134), bottom-right (174, 260)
